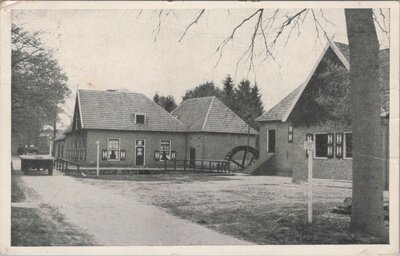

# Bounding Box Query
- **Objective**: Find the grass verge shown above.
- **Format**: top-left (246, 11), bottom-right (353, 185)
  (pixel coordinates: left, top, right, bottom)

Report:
top-left (11, 206), bottom-right (95, 246)
top-left (159, 202), bottom-right (389, 244)
top-left (11, 177), bottom-right (25, 203)
top-left (11, 177), bottom-right (96, 246)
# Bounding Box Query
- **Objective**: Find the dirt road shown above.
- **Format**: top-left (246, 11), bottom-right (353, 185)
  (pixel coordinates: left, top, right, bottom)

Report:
top-left (15, 171), bottom-right (252, 246)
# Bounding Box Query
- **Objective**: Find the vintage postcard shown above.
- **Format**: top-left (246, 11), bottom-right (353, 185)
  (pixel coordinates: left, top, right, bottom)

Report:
top-left (0, 1), bottom-right (398, 255)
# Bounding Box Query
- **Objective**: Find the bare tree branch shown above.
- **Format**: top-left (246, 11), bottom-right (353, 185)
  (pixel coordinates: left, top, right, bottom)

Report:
top-left (373, 9), bottom-right (389, 39)
top-left (214, 9), bottom-right (263, 68)
top-left (153, 10), bottom-right (164, 42)
top-left (319, 9), bottom-right (336, 27)
top-left (178, 9), bottom-right (205, 43)
top-left (136, 10), bottom-right (143, 19)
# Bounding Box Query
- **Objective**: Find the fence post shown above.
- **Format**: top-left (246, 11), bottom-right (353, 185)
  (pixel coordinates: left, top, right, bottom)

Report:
top-left (183, 160), bottom-right (186, 171)
top-left (96, 141), bottom-right (100, 177)
top-left (209, 161), bottom-right (212, 172)
top-left (174, 159), bottom-right (176, 171)
top-left (201, 160), bottom-right (203, 171)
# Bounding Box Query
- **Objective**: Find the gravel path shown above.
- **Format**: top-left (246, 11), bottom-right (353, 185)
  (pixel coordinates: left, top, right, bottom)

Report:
top-left (16, 170), bottom-right (252, 246)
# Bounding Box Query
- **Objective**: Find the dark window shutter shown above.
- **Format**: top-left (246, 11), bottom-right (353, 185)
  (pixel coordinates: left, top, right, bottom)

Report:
top-left (120, 150), bottom-right (126, 160)
top-left (336, 145), bottom-right (343, 158)
top-left (288, 125), bottom-right (293, 143)
top-left (305, 133), bottom-right (313, 157)
top-left (335, 133), bottom-right (343, 158)
top-left (336, 133), bottom-right (343, 145)
top-left (102, 150), bottom-right (108, 160)
top-left (154, 151), bottom-right (160, 161)
top-left (327, 133), bottom-right (334, 146)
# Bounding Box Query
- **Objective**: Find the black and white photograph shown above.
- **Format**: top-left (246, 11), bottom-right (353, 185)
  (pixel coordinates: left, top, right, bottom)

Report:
top-left (0, 1), bottom-right (398, 255)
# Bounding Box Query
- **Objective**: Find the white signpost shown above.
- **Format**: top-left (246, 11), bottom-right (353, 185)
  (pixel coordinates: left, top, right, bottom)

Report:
top-left (304, 140), bottom-right (314, 223)
top-left (96, 140), bottom-right (100, 177)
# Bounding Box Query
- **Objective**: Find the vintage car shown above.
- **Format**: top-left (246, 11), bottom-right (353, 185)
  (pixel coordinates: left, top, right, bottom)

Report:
top-left (19, 154), bottom-right (55, 175)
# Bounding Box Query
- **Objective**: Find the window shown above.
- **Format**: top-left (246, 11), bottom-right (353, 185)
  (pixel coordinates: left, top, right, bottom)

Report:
top-left (314, 133), bottom-right (334, 158)
top-left (344, 132), bottom-right (352, 159)
top-left (136, 114), bottom-right (146, 124)
top-left (267, 129), bottom-right (275, 153)
top-left (315, 134), bottom-right (328, 158)
top-left (107, 139), bottom-right (120, 160)
top-left (160, 140), bottom-right (171, 160)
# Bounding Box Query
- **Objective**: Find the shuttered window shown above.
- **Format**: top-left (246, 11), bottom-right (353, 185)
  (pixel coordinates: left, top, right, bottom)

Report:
top-left (344, 132), bottom-right (352, 159)
top-left (315, 134), bottom-right (328, 158)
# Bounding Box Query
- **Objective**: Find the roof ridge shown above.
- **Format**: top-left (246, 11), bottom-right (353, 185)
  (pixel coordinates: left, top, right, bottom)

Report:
top-left (147, 95), bottom-right (186, 127)
top-left (171, 98), bottom-right (188, 115)
top-left (201, 96), bottom-right (214, 131)
top-left (79, 88), bottom-right (144, 96)
top-left (184, 96), bottom-right (215, 101)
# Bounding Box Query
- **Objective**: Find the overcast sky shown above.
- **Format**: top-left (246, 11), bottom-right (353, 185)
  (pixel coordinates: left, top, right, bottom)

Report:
top-left (12, 8), bottom-right (389, 128)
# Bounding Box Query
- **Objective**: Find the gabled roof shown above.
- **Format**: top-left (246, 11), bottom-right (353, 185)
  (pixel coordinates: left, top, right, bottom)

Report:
top-left (254, 84), bottom-right (305, 122)
top-left (172, 96), bottom-right (258, 135)
top-left (75, 89), bottom-right (186, 132)
top-left (256, 40), bottom-right (389, 122)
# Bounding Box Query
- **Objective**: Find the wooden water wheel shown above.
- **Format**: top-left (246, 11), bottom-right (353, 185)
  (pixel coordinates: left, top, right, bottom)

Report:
top-left (224, 146), bottom-right (259, 171)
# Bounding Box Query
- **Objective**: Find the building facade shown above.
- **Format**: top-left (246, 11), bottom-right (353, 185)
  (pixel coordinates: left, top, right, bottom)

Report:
top-left (56, 90), bottom-right (257, 168)
top-left (171, 96), bottom-right (258, 162)
top-left (255, 39), bottom-right (389, 185)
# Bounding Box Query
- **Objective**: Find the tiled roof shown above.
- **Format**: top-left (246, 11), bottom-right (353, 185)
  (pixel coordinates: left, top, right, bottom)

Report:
top-left (255, 84), bottom-right (305, 122)
top-left (256, 42), bottom-right (389, 122)
top-left (77, 89), bottom-right (186, 132)
top-left (172, 96), bottom-right (258, 135)
top-left (172, 97), bottom-right (212, 131)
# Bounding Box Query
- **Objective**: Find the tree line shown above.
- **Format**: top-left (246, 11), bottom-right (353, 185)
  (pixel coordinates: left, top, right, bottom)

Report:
top-left (154, 75), bottom-right (264, 130)
top-left (12, 25), bottom-right (71, 150)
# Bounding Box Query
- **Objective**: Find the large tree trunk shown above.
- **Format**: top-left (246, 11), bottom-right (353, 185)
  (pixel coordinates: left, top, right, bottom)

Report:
top-left (345, 9), bottom-right (384, 237)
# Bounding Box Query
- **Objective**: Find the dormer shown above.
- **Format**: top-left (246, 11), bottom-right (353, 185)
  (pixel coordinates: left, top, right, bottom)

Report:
top-left (131, 113), bottom-right (146, 124)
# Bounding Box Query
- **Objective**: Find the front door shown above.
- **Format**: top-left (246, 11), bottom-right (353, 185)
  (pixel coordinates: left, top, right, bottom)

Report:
top-left (189, 148), bottom-right (196, 167)
top-left (135, 140), bottom-right (145, 166)
top-left (268, 129), bottom-right (276, 153)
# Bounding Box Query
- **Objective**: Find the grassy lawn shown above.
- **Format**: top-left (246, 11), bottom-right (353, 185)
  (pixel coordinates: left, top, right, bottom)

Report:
top-left (11, 176), bottom-right (96, 246)
top-left (90, 175), bottom-right (388, 244)
top-left (161, 201), bottom-right (388, 244)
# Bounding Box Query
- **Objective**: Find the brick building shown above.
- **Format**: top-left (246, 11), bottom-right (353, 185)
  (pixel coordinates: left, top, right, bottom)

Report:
top-left (54, 89), bottom-right (257, 168)
top-left (171, 96), bottom-right (257, 162)
top-left (254, 39), bottom-right (389, 184)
